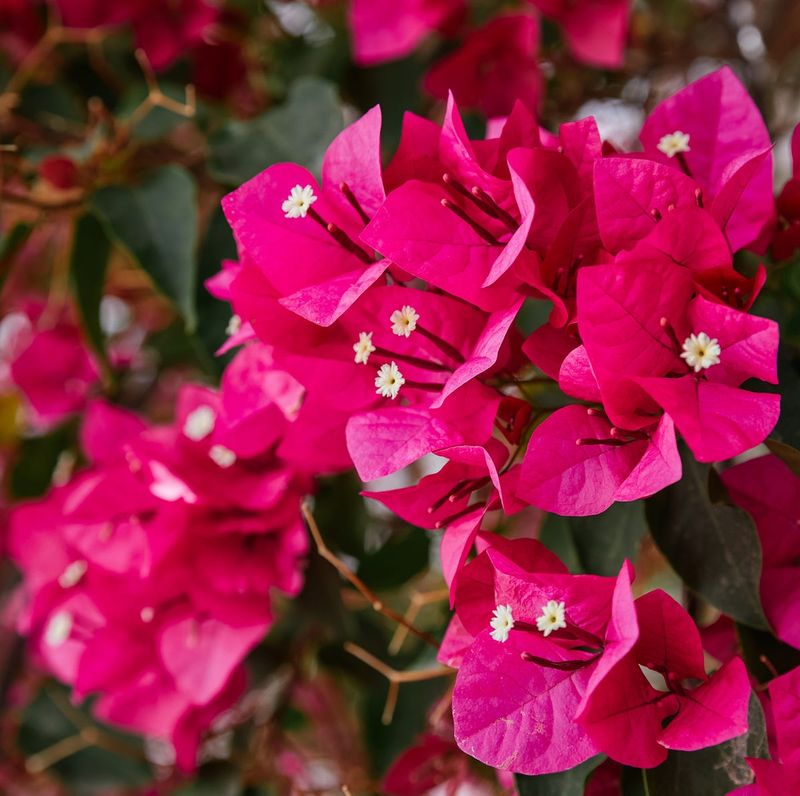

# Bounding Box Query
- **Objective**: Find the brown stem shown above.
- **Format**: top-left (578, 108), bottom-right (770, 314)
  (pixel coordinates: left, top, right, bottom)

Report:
top-left (302, 503), bottom-right (439, 649)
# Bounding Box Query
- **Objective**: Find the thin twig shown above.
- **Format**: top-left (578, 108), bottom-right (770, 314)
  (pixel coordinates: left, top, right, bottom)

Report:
top-left (344, 642), bottom-right (452, 724)
top-left (122, 50), bottom-right (196, 133)
top-left (388, 588), bottom-right (449, 655)
top-left (301, 502), bottom-right (438, 649)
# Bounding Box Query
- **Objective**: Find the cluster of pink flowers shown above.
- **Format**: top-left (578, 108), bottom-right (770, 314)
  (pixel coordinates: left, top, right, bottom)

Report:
top-left (216, 65), bottom-right (780, 591)
top-left (6, 343), bottom-right (310, 768)
top-left (442, 536), bottom-right (751, 773)
top-left (346, 0), bottom-right (630, 115)
top-left (200, 64), bottom-right (788, 777)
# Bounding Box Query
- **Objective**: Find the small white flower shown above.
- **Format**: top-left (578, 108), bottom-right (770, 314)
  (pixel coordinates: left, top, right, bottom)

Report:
top-left (489, 604), bottom-right (515, 643)
top-left (374, 361), bottom-right (405, 399)
top-left (140, 606), bottom-right (155, 623)
top-left (209, 444), bottom-right (237, 468)
top-left (58, 560), bottom-right (87, 589)
top-left (536, 600), bottom-right (567, 637)
top-left (681, 331), bottom-right (721, 373)
top-left (281, 184), bottom-right (317, 219)
top-left (226, 314), bottom-right (241, 336)
top-left (353, 331), bottom-right (376, 365)
top-left (44, 611), bottom-right (73, 647)
top-left (184, 405), bottom-right (216, 441)
top-left (657, 131), bottom-right (691, 158)
top-left (390, 305), bottom-right (419, 338)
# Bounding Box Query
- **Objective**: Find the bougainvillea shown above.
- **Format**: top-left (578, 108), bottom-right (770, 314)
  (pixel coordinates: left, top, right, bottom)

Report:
top-left (3, 1), bottom-right (800, 794)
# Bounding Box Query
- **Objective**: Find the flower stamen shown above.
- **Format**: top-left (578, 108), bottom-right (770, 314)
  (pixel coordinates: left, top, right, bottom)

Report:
top-left (536, 600), bottom-right (567, 637)
top-left (490, 604), bottom-right (515, 643)
top-left (681, 331), bottom-right (721, 372)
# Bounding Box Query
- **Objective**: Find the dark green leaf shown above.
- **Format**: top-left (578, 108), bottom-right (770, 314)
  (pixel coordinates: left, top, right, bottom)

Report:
top-left (736, 623), bottom-right (800, 683)
top-left (645, 444), bottom-right (768, 630)
top-left (539, 502), bottom-right (647, 576)
top-left (10, 422), bottom-right (76, 499)
top-left (357, 528), bottom-right (430, 591)
top-left (773, 344), bottom-right (800, 449)
top-left (91, 165), bottom-right (198, 328)
top-left (0, 221), bottom-right (34, 290)
top-left (516, 756), bottom-right (605, 795)
top-left (539, 513), bottom-right (583, 573)
top-left (195, 205), bottom-right (239, 369)
top-left (643, 692), bottom-right (767, 795)
top-left (19, 687), bottom-right (150, 795)
top-left (171, 762), bottom-right (243, 796)
top-left (70, 214), bottom-right (111, 375)
top-left (569, 501), bottom-right (647, 577)
top-left (209, 76), bottom-right (343, 184)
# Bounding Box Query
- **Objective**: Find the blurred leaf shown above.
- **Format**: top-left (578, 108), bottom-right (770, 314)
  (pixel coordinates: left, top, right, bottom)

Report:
top-left (195, 205), bottom-right (238, 368)
top-left (209, 76), bottom-right (343, 184)
top-left (17, 83), bottom-right (83, 125)
top-left (19, 687), bottom-right (150, 795)
top-left (643, 692), bottom-right (766, 795)
top-left (516, 756), bottom-right (605, 795)
top-left (69, 214), bottom-right (111, 375)
top-left (357, 528), bottom-right (430, 591)
top-left (645, 444), bottom-right (768, 630)
top-left (10, 421), bottom-right (76, 499)
top-left (172, 762), bottom-right (242, 796)
top-left (91, 165), bottom-right (198, 328)
top-left (0, 221), bottom-right (34, 292)
top-left (773, 343), bottom-right (800, 448)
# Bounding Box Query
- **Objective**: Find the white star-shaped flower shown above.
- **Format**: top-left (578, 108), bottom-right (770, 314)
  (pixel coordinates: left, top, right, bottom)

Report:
top-left (390, 305), bottom-right (419, 338)
top-left (183, 405), bottom-right (216, 441)
top-left (374, 361), bottom-right (405, 399)
top-left (58, 560), bottom-right (88, 589)
top-left (681, 331), bottom-right (721, 373)
top-left (657, 131), bottom-right (691, 158)
top-left (209, 444), bottom-right (237, 468)
top-left (353, 331), bottom-right (376, 365)
top-left (489, 604), bottom-right (515, 643)
top-left (281, 184), bottom-right (317, 219)
top-left (536, 600), bottom-right (567, 637)
top-left (44, 611), bottom-right (73, 647)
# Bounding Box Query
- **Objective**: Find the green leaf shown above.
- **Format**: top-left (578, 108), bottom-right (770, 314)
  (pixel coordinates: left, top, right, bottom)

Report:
top-left (643, 692), bottom-right (767, 795)
top-left (736, 623), bottom-right (800, 683)
top-left (539, 502), bottom-right (647, 576)
top-left (195, 205), bottom-right (239, 368)
top-left (516, 756), bottom-right (605, 795)
top-left (0, 221), bottom-right (34, 290)
top-left (209, 76), bottom-right (343, 184)
top-left (91, 165), bottom-right (198, 328)
top-left (645, 443), bottom-right (768, 630)
top-left (539, 513), bottom-right (584, 573)
top-left (357, 528), bottom-right (430, 591)
top-left (10, 422), bottom-right (77, 499)
top-left (569, 501), bottom-right (647, 577)
top-left (69, 214), bottom-right (111, 376)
